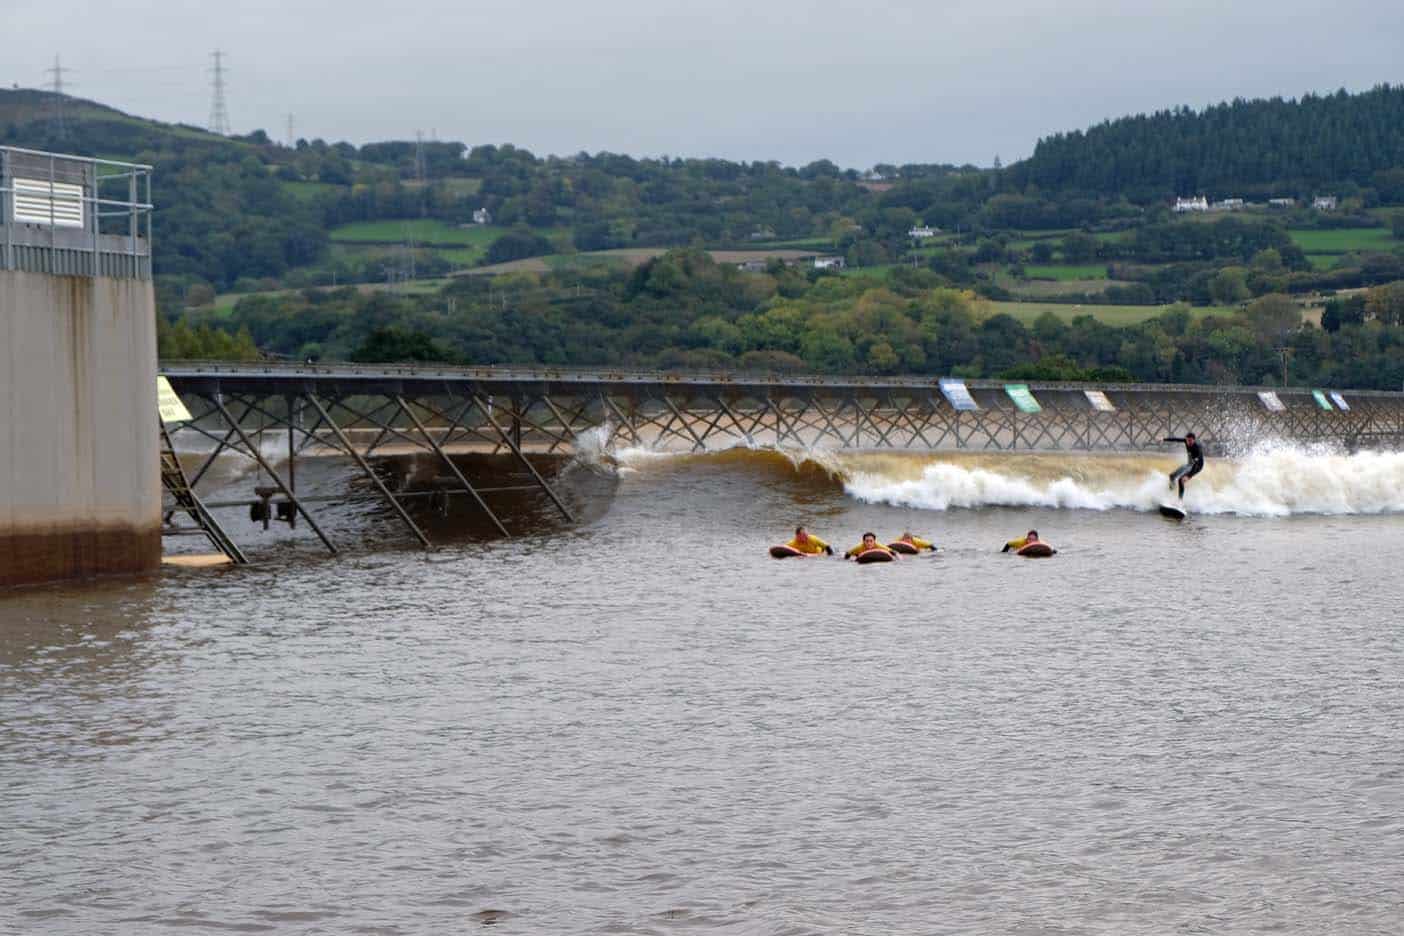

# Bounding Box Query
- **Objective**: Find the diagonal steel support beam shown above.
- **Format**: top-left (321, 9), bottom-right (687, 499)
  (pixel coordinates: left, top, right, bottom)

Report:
top-left (165, 398), bottom-right (254, 522)
top-left (327, 395), bottom-right (430, 457)
top-left (160, 418), bottom-right (248, 564)
top-left (538, 395), bottom-right (587, 453)
top-left (767, 396), bottom-right (802, 447)
top-left (712, 395), bottom-right (755, 446)
top-left (412, 393), bottom-right (501, 452)
top-left (213, 393), bottom-right (338, 555)
top-left (306, 393), bottom-right (432, 549)
top-left (470, 392), bottom-right (575, 523)
top-left (687, 400), bottom-right (730, 449)
top-left (600, 393), bottom-right (639, 447)
top-left (660, 393), bottom-right (709, 452)
top-left (396, 396), bottom-right (510, 538)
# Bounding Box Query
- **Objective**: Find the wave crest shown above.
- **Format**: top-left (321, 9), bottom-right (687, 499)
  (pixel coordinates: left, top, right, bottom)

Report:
top-left (844, 443), bottom-right (1404, 517)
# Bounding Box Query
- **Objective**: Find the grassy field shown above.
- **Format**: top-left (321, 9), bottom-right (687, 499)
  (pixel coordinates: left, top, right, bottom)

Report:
top-left (329, 219), bottom-right (505, 247)
top-left (282, 181), bottom-right (343, 202)
top-left (1288, 227), bottom-right (1398, 254)
top-left (907, 243), bottom-right (962, 258)
top-left (329, 220), bottom-right (514, 267)
top-left (1024, 263), bottom-right (1109, 281)
top-left (741, 237), bottom-right (833, 251)
top-left (838, 265), bottom-right (898, 281)
top-left (987, 301), bottom-right (1234, 327)
top-left (1006, 230), bottom-right (1077, 250)
top-left (213, 278), bottom-right (452, 312)
top-left (462, 247), bottom-right (826, 277)
top-left (400, 177), bottom-right (482, 196)
top-left (1007, 280), bottom-right (1124, 300)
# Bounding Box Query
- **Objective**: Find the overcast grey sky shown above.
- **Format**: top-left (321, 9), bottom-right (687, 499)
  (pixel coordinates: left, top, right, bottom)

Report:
top-left (9, 0), bottom-right (1402, 168)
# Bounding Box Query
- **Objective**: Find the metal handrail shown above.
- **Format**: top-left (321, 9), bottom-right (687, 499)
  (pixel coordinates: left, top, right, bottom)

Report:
top-left (157, 359), bottom-right (1404, 399)
top-left (2, 145), bottom-right (154, 274)
top-left (0, 144), bottom-right (152, 171)
top-left (0, 185), bottom-right (156, 212)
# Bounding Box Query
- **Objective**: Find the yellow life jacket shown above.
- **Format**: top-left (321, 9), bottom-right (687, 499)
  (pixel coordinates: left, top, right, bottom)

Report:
top-left (846, 541), bottom-right (893, 559)
top-left (1005, 536), bottom-right (1030, 551)
top-left (894, 536), bottom-right (933, 550)
top-left (785, 534), bottom-right (829, 555)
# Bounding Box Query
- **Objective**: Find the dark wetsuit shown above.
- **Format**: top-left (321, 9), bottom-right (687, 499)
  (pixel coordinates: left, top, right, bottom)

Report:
top-left (1164, 437), bottom-right (1204, 498)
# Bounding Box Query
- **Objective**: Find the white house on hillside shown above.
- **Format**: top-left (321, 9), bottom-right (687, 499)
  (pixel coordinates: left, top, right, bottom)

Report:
top-left (472, 208), bottom-right (492, 225)
top-left (1174, 196), bottom-right (1209, 213)
top-left (908, 225), bottom-right (938, 239)
top-left (1312, 196), bottom-right (1338, 211)
top-left (814, 256), bottom-right (846, 270)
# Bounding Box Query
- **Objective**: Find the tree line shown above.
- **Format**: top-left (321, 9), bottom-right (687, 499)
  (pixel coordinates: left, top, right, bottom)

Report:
top-left (7, 85), bottom-right (1402, 311)
top-left (1009, 85), bottom-right (1404, 200)
top-left (196, 249), bottom-right (1404, 390)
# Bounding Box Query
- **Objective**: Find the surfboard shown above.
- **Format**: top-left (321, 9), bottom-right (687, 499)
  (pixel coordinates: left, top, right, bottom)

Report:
top-left (853, 549), bottom-right (896, 564)
top-left (769, 544), bottom-right (807, 559)
top-left (887, 541), bottom-right (920, 555)
top-left (1016, 542), bottom-right (1056, 558)
top-left (1158, 503), bottom-right (1187, 521)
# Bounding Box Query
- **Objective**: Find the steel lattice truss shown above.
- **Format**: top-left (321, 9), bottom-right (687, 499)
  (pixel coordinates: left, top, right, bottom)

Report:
top-left (160, 363), bottom-right (1404, 553)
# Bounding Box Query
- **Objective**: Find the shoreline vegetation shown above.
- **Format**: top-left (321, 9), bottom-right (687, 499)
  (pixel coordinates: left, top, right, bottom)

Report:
top-left (166, 249), bottom-right (1404, 390)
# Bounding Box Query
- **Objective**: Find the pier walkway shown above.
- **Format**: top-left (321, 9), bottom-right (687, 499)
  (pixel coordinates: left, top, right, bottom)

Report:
top-left (158, 361), bottom-right (1404, 551)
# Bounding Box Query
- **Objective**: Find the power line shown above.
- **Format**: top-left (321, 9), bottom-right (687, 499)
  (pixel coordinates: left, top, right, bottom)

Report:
top-left (45, 54), bottom-right (73, 137)
top-left (208, 49), bottom-right (230, 136)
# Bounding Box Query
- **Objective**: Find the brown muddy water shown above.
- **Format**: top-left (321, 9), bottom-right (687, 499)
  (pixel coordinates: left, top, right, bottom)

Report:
top-left (3, 445), bottom-right (1404, 934)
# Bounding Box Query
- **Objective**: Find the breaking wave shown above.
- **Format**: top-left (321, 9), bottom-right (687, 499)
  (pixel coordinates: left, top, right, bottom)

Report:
top-left (843, 443), bottom-right (1404, 517)
top-left (607, 441), bottom-right (1404, 517)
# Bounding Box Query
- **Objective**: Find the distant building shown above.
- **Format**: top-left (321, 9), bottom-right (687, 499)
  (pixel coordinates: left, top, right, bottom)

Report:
top-left (908, 225), bottom-right (939, 239)
top-left (814, 256), bottom-right (846, 270)
top-left (1211, 198), bottom-right (1245, 212)
top-left (1312, 196), bottom-right (1338, 211)
top-left (1174, 196), bottom-right (1209, 213)
top-left (736, 258), bottom-right (769, 273)
top-left (748, 227), bottom-right (776, 241)
top-left (1269, 197), bottom-right (1296, 208)
top-left (472, 208), bottom-right (492, 225)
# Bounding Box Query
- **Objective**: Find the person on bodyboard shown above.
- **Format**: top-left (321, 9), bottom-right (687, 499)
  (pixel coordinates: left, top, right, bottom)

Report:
top-left (1002, 530), bottom-right (1056, 556)
top-left (845, 532), bottom-right (898, 561)
top-left (785, 526), bottom-right (833, 556)
top-left (1163, 432), bottom-right (1204, 500)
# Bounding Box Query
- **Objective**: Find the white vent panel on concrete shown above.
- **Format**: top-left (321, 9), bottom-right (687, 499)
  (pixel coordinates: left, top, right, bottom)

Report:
top-left (12, 177), bottom-right (85, 228)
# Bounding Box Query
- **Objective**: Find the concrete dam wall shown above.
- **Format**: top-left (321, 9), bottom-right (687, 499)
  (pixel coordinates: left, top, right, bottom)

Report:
top-left (1, 269), bottom-right (160, 587)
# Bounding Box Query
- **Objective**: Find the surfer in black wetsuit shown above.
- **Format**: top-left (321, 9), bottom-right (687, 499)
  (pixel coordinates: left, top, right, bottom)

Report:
top-left (1164, 432), bottom-right (1204, 499)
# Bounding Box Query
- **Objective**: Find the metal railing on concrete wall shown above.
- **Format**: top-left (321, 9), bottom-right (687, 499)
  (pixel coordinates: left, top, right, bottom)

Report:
top-left (1, 145), bottom-right (153, 280)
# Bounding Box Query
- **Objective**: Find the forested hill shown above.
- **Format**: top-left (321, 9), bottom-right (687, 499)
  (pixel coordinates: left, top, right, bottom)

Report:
top-left (1008, 84), bottom-right (1404, 200)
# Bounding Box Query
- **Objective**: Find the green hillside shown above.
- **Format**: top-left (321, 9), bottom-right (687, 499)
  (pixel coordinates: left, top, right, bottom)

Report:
top-left (1010, 84), bottom-right (1404, 198)
top-left (4, 85), bottom-right (1404, 387)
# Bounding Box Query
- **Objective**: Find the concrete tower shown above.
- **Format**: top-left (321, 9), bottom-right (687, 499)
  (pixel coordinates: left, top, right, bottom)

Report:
top-left (1, 146), bottom-right (159, 587)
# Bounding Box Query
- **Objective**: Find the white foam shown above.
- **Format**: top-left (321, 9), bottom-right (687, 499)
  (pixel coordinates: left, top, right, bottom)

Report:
top-left (844, 443), bottom-right (1404, 517)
